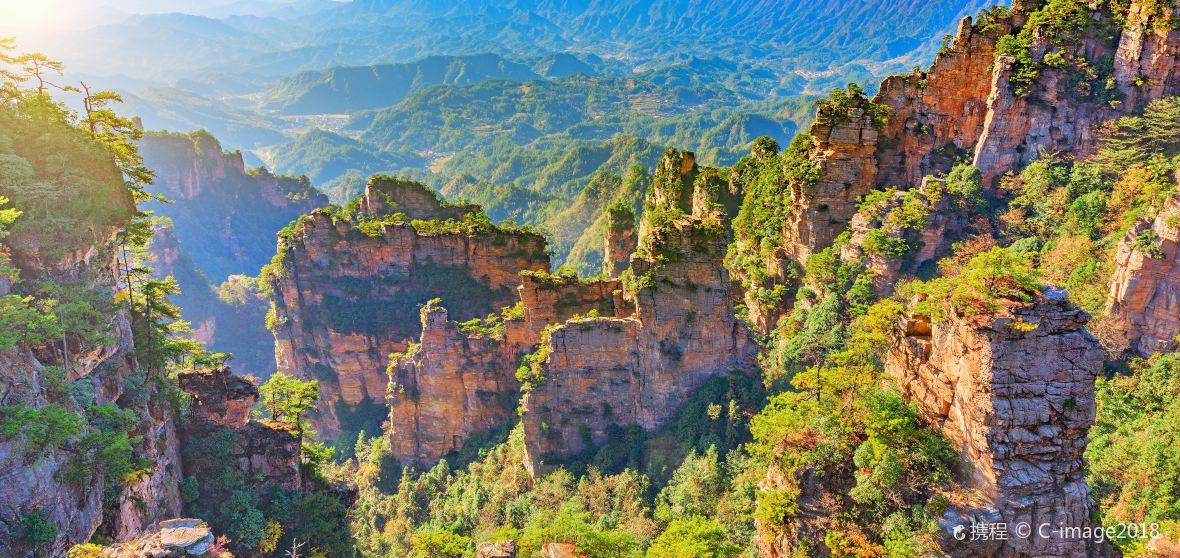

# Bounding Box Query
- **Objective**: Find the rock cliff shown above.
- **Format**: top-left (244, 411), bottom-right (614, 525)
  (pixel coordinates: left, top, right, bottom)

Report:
top-left (783, 106), bottom-right (881, 263)
top-left (267, 179), bottom-right (550, 442)
top-left (140, 130), bottom-right (327, 283)
top-left (0, 220), bottom-right (180, 556)
top-left (1105, 188), bottom-right (1180, 356)
top-left (972, 0), bottom-right (1179, 185)
top-left (885, 288), bottom-right (1106, 557)
top-left (140, 130), bottom-right (328, 378)
top-left (521, 151), bottom-right (755, 475)
top-left (101, 519), bottom-right (218, 558)
top-left (877, 0), bottom-right (1180, 189)
top-left (732, 0), bottom-right (1180, 335)
top-left (177, 365), bottom-right (302, 494)
top-left (387, 273), bottom-right (624, 467)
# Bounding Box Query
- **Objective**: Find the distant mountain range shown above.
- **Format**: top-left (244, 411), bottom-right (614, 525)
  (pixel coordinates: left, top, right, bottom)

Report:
top-left (35, 0), bottom-right (997, 86)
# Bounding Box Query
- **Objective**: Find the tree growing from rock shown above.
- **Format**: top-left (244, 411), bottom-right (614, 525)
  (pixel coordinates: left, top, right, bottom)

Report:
top-left (258, 372), bottom-right (319, 439)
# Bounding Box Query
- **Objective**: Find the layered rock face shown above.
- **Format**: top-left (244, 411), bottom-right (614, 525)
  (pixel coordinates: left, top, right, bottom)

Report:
top-left (783, 107), bottom-right (879, 263)
top-left (1105, 189), bottom-right (1180, 356)
top-left (0, 254), bottom-right (181, 556)
top-left (141, 131), bottom-right (244, 201)
top-left (359, 175), bottom-right (480, 220)
top-left (521, 152), bottom-right (755, 475)
top-left (387, 302), bottom-right (524, 467)
top-left (971, 1), bottom-right (1180, 185)
top-left (877, 1), bottom-right (1180, 189)
top-left (388, 274), bottom-right (624, 467)
top-left (874, 15), bottom-right (1005, 188)
top-left (1113, 0), bottom-right (1180, 109)
top-left (885, 289), bottom-right (1106, 558)
top-left (177, 366), bottom-right (302, 492)
top-left (268, 180), bottom-right (549, 441)
top-left (517, 272), bottom-right (624, 340)
top-left (177, 366), bottom-right (259, 428)
top-left (476, 540), bottom-right (518, 558)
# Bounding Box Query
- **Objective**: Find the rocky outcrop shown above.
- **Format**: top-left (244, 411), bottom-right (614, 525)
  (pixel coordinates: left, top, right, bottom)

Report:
top-left (735, 0), bottom-right (1180, 333)
top-left (177, 366), bottom-right (302, 493)
top-left (603, 204), bottom-right (637, 279)
top-left (141, 131), bottom-right (244, 201)
top-left (878, 1), bottom-right (1179, 190)
top-left (359, 175), bottom-right (479, 220)
top-left (476, 540), bottom-right (518, 558)
top-left (177, 366), bottom-right (258, 428)
top-left (387, 273), bottom-right (624, 467)
top-left (101, 519), bottom-right (218, 558)
top-left (140, 131), bottom-right (326, 280)
top-left (885, 288), bottom-right (1107, 558)
top-left (1105, 189), bottom-right (1180, 356)
top-left (387, 302), bottom-right (525, 467)
top-left (517, 272), bottom-right (624, 340)
top-left (268, 180), bottom-right (549, 441)
top-left (521, 152), bottom-right (755, 475)
top-left (1113, 0), bottom-right (1180, 111)
top-left (874, 15), bottom-right (1006, 189)
top-left (839, 176), bottom-right (970, 295)
top-left (783, 107), bottom-right (880, 263)
top-left (971, 1), bottom-right (1180, 186)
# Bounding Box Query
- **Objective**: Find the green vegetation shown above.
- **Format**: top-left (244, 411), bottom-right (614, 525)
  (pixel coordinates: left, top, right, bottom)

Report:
top-left (750, 299), bottom-right (957, 556)
top-left (17, 509), bottom-right (58, 552)
top-left (259, 371), bottom-right (320, 439)
top-left (1088, 352), bottom-right (1180, 555)
top-left (902, 246), bottom-right (1042, 320)
top-left (0, 294), bottom-right (63, 350)
top-left (813, 83), bottom-right (889, 129)
top-left (994, 96), bottom-right (1180, 319)
top-left (993, 0), bottom-right (1120, 103)
top-left (726, 134), bottom-right (818, 317)
top-left (1, 40), bottom-right (340, 554)
top-left (69, 405), bottom-right (153, 513)
top-left (645, 516), bottom-right (739, 558)
top-left (766, 247), bottom-right (875, 389)
top-left (0, 403), bottom-right (84, 457)
top-left (515, 328), bottom-right (555, 391)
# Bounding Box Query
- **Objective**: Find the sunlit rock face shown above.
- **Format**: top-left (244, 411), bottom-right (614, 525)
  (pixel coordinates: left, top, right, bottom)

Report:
top-left (388, 274), bottom-right (623, 467)
top-left (267, 179), bottom-right (549, 441)
top-left (1105, 188), bottom-right (1180, 356)
top-left (885, 289), bottom-right (1107, 558)
top-left (521, 150), bottom-right (756, 476)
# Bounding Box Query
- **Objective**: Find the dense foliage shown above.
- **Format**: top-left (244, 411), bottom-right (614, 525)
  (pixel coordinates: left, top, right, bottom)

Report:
top-left (1089, 353), bottom-right (1180, 555)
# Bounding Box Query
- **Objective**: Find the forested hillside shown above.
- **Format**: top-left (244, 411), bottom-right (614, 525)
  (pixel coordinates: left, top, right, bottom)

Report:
top-left (5, 1), bottom-right (1180, 558)
top-left (0, 41), bottom-right (352, 558)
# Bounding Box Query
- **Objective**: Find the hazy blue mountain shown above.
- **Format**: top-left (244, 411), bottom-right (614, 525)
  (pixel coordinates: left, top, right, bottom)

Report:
top-left (261, 54), bottom-right (542, 114)
top-left (118, 87), bottom-right (288, 148)
top-left (46, 0), bottom-right (995, 86)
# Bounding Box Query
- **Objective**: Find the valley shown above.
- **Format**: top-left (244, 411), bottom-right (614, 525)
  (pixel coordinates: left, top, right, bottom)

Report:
top-left (1, 1), bottom-right (1180, 558)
